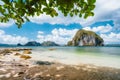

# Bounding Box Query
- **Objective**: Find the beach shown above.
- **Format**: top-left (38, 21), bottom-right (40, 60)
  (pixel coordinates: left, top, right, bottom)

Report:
top-left (0, 48), bottom-right (120, 80)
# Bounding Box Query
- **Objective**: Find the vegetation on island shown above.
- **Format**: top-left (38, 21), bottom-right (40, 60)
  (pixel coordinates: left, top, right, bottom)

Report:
top-left (0, 0), bottom-right (96, 28)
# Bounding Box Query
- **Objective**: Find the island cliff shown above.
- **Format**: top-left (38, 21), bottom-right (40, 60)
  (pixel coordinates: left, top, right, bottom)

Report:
top-left (67, 30), bottom-right (104, 46)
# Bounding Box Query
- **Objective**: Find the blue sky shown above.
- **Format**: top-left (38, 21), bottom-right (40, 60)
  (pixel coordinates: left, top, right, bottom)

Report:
top-left (0, 0), bottom-right (120, 45)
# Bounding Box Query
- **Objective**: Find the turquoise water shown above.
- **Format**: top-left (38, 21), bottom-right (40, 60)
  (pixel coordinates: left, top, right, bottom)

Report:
top-left (2, 46), bottom-right (120, 68)
top-left (27, 46), bottom-right (120, 68)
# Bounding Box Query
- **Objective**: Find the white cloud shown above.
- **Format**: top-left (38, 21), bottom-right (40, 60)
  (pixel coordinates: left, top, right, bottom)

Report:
top-left (83, 24), bottom-right (113, 33)
top-left (38, 31), bottom-right (44, 34)
top-left (0, 30), bottom-right (5, 35)
top-left (100, 32), bottom-right (120, 44)
top-left (0, 20), bottom-right (14, 28)
top-left (0, 0), bottom-right (120, 28)
top-left (29, 13), bottom-right (89, 25)
top-left (37, 28), bottom-right (78, 44)
top-left (29, 0), bottom-right (120, 28)
top-left (0, 30), bottom-right (28, 44)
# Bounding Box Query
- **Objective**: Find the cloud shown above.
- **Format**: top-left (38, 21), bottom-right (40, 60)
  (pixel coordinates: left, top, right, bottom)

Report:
top-left (83, 24), bottom-right (113, 33)
top-left (38, 31), bottom-right (44, 34)
top-left (29, 0), bottom-right (120, 28)
top-left (29, 13), bottom-right (90, 25)
top-left (0, 30), bottom-right (28, 44)
top-left (0, 20), bottom-right (14, 28)
top-left (37, 28), bottom-right (78, 44)
top-left (100, 32), bottom-right (120, 44)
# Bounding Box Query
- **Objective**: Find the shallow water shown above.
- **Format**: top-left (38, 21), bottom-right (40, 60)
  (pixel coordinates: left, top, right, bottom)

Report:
top-left (1, 46), bottom-right (120, 68)
top-left (26, 46), bottom-right (120, 68)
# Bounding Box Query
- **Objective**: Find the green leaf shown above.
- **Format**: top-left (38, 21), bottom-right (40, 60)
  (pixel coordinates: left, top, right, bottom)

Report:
top-left (0, 0), bottom-right (96, 28)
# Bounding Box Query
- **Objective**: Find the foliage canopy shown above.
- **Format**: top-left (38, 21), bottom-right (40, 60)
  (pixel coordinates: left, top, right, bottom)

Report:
top-left (0, 0), bottom-right (96, 28)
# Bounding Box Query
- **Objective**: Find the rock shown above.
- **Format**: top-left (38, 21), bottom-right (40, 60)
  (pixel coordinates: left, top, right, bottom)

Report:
top-left (14, 53), bottom-right (21, 56)
top-left (36, 61), bottom-right (54, 65)
top-left (20, 55), bottom-right (32, 60)
top-left (0, 49), bottom-right (12, 55)
top-left (23, 50), bottom-right (32, 54)
top-left (18, 72), bottom-right (24, 75)
top-left (24, 41), bottom-right (41, 46)
top-left (48, 48), bottom-right (56, 51)
top-left (67, 29), bottom-right (104, 46)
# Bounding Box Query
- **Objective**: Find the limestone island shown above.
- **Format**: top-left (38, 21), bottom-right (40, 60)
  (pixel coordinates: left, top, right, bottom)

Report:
top-left (67, 29), bottom-right (104, 46)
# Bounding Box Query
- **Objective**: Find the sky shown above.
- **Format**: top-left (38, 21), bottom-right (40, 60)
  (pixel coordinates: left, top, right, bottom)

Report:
top-left (0, 0), bottom-right (120, 45)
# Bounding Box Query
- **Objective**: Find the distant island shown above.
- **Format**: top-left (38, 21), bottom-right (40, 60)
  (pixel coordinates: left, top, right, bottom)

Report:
top-left (67, 29), bottom-right (104, 46)
top-left (17, 41), bottom-right (59, 46)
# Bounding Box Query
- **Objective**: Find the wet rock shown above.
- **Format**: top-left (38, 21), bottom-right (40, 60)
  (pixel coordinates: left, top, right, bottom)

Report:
top-left (23, 50), bottom-right (32, 54)
top-left (48, 48), bottom-right (56, 51)
top-left (20, 55), bottom-right (32, 60)
top-left (14, 53), bottom-right (21, 56)
top-left (36, 61), bottom-right (54, 65)
top-left (18, 72), bottom-right (24, 75)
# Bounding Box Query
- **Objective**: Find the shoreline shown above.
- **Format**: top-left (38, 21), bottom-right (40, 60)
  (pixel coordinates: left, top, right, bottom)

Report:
top-left (0, 48), bottom-right (120, 80)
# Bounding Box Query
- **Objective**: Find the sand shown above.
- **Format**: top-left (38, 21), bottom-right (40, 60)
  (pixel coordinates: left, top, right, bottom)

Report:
top-left (0, 48), bottom-right (120, 80)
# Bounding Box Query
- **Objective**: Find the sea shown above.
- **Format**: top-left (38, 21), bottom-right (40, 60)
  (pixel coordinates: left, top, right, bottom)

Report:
top-left (1, 46), bottom-right (120, 68)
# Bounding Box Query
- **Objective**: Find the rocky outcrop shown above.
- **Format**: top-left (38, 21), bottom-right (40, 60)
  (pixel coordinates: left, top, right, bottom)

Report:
top-left (67, 30), bottom-right (104, 46)
top-left (24, 41), bottom-right (41, 46)
top-left (17, 43), bottom-right (23, 46)
top-left (41, 41), bottom-right (59, 46)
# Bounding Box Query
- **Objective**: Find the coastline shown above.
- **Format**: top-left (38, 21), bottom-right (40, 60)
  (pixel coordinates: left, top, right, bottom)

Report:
top-left (0, 48), bottom-right (120, 80)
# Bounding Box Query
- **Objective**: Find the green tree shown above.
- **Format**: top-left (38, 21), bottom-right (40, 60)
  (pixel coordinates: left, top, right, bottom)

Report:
top-left (0, 0), bottom-right (96, 28)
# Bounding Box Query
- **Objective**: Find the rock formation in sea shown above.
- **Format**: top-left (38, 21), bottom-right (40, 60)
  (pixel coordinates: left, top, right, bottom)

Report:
top-left (41, 41), bottom-right (59, 46)
top-left (17, 43), bottom-right (23, 46)
top-left (24, 41), bottom-right (41, 46)
top-left (67, 29), bottom-right (104, 46)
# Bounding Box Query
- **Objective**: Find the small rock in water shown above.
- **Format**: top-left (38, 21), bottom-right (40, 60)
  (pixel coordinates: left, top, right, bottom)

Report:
top-left (20, 55), bottom-right (32, 60)
top-left (48, 48), bottom-right (56, 51)
top-left (14, 53), bottom-right (21, 56)
top-left (23, 50), bottom-right (32, 54)
top-left (36, 61), bottom-right (54, 65)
